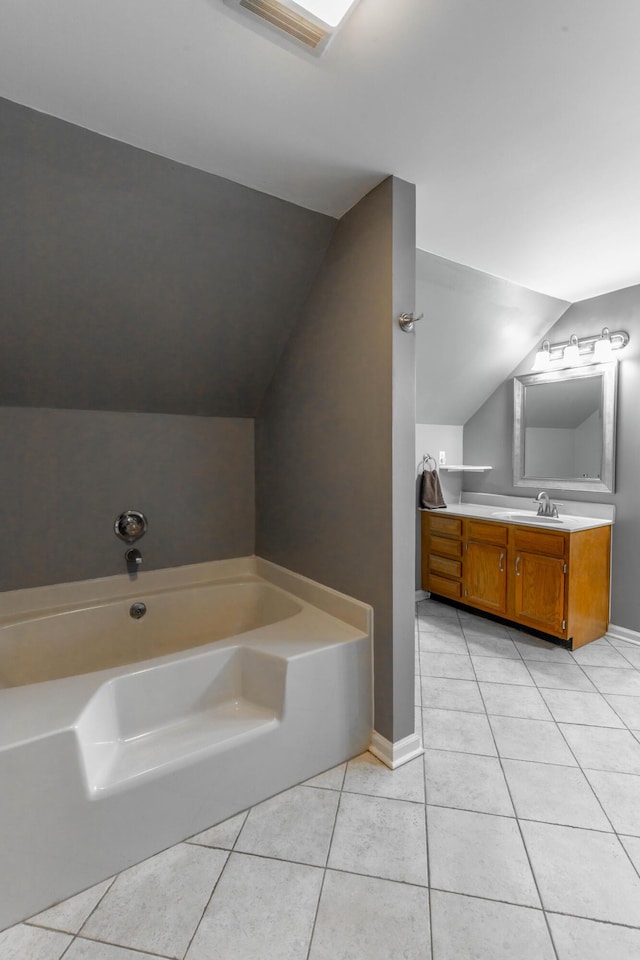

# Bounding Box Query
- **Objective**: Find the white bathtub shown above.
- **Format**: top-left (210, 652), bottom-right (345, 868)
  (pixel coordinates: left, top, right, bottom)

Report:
top-left (0, 557), bottom-right (372, 930)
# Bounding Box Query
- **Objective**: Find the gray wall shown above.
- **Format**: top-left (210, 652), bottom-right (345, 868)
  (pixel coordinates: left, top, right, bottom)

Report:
top-left (0, 97), bottom-right (336, 416)
top-left (0, 408), bottom-right (254, 591)
top-left (463, 282), bottom-right (640, 630)
top-left (256, 177), bottom-right (416, 744)
top-left (0, 97), bottom-right (334, 593)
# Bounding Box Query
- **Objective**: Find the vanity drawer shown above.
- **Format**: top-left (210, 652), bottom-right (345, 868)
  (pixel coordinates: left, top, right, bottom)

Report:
top-left (429, 515), bottom-right (463, 538)
top-left (429, 555), bottom-right (462, 579)
top-left (428, 574), bottom-right (462, 600)
top-left (513, 528), bottom-right (567, 557)
top-left (466, 520), bottom-right (508, 546)
top-left (430, 535), bottom-right (463, 559)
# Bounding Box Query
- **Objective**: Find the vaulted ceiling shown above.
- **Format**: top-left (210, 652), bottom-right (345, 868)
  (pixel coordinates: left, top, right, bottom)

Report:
top-left (2, 0), bottom-right (639, 302)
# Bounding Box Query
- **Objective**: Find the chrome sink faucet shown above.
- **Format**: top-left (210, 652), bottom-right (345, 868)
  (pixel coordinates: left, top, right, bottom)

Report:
top-left (534, 491), bottom-right (559, 518)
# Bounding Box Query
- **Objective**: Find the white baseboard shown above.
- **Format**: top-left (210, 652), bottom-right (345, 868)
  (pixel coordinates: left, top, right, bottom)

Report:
top-left (607, 623), bottom-right (640, 647)
top-left (415, 589), bottom-right (429, 602)
top-left (369, 730), bottom-right (424, 770)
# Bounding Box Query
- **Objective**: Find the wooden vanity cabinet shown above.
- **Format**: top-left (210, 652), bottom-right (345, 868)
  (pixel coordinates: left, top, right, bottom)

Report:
top-left (421, 512), bottom-right (611, 649)
top-left (463, 520), bottom-right (508, 616)
top-left (511, 527), bottom-right (567, 637)
top-left (423, 515), bottom-right (464, 601)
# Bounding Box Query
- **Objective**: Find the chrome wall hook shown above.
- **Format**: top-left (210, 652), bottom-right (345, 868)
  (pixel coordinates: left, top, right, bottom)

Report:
top-left (398, 312), bottom-right (424, 332)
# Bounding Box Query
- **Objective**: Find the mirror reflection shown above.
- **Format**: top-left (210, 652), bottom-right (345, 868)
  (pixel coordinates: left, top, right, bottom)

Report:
top-left (513, 363), bottom-right (617, 493)
top-left (524, 378), bottom-right (602, 480)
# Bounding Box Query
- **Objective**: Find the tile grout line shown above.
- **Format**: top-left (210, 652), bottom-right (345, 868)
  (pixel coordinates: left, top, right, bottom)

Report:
top-left (62, 931), bottom-right (176, 959)
top-left (543, 663), bottom-right (640, 860)
top-left (467, 640), bottom-right (562, 960)
top-left (425, 887), bottom-right (640, 931)
top-left (418, 604), bottom-right (448, 958)
top-left (28, 874), bottom-right (120, 960)
top-left (420, 610), bottom-right (446, 960)
top-left (25, 873), bottom-right (117, 936)
top-left (177, 829), bottom-right (253, 960)
top-left (179, 848), bottom-right (232, 960)
top-left (425, 688), bottom-right (640, 734)
top-left (531, 690), bottom-right (626, 840)
top-left (417, 729), bottom-right (640, 777)
top-left (304, 763), bottom-right (346, 960)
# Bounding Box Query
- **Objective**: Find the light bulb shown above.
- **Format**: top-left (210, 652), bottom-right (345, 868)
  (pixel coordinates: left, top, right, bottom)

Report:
top-left (563, 335), bottom-right (580, 366)
top-left (593, 328), bottom-right (613, 362)
top-left (532, 340), bottom-right (551, 371)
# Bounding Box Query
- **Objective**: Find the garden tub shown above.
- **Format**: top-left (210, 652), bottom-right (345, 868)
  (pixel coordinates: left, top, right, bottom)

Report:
top-left (0, 556), bottom-right (372, 929)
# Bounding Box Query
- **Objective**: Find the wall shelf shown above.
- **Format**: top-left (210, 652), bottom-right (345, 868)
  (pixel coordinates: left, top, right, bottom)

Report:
top-left (439, 465), bottom-right (492, 472)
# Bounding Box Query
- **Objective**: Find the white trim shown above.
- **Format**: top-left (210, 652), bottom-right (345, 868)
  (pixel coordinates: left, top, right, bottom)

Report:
top-left (415, 589), bottom-right (429, 602)
top-left (607, 623), bottom-right (640, 647)
top-left (369, 730), bottom-right (424, 769)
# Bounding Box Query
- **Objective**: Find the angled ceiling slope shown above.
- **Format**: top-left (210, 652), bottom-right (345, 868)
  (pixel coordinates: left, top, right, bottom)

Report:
top-left (415, 251), bottom-right (570, 426)
top-left (0, 98), bottom-right (337, 417)
top-left (2, 1), bottom-right (640, 301)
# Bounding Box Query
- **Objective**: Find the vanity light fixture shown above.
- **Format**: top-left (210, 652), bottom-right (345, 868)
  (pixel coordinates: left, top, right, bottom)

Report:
top-left (532, 339), bottom-right (551, 371)
top-left (531, 327), bottom-right (629, 370)
top-left (222, 0), bottom-right (361, 55)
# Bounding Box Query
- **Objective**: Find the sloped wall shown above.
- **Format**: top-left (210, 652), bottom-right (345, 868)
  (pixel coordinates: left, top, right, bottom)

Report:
top-left (463, 282), bottom-right (640, 631)
top-left (256, 177), bottom-right (417, 744)
top-left (415, 251), bottom-right (568, 425)
top-left (0, 97), bottom-right (336, 416)
top-left (0, 98), bottom-right (336, 591)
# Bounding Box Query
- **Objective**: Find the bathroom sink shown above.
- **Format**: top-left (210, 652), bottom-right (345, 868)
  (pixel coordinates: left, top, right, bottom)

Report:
top-left (491, 510), bottom-right (562, 523)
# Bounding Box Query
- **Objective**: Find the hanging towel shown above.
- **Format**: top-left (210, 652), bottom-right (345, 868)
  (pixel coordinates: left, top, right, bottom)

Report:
top-left (420, 455), bottom-right (447, 510)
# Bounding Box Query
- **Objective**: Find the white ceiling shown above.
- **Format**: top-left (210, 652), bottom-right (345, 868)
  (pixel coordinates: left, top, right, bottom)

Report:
top-left (2, 0), bottom-right (640, 302)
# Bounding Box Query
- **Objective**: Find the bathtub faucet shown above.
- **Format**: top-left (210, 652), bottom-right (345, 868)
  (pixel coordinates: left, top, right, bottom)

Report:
top-left (125, 547), bottom-right (142, 571)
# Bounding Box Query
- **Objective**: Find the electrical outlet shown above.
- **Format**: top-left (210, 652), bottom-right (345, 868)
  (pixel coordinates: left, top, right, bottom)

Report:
top-left (438, 451), bottom-right (446, 465)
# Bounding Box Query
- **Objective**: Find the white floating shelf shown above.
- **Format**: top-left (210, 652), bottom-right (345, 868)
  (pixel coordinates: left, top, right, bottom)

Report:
top-left (439, 465), bottom-right (492, 472)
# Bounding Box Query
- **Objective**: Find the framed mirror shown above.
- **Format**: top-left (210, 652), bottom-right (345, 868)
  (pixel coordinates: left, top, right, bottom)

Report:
top-left (513, 362), bottom-right (618, 493)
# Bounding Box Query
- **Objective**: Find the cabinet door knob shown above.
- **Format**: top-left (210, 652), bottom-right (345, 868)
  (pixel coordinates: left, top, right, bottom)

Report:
top-left (515, 556), bottom-right (521, 576)
top-left (499, 552), bottom-right (505, 573)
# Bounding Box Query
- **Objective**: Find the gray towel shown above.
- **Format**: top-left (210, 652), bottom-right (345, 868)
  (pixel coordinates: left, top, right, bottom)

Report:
top-left (420, 456), bottom-right (447, 509)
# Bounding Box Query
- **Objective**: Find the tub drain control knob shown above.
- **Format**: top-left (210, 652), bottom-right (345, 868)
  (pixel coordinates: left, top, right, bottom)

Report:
top-left (130, 602), bottom-right (147, 619)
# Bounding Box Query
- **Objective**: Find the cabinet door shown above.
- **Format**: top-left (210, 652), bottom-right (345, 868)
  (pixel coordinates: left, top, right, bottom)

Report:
top-left (514, 551), bottom-right (566, 636)
top-left (464, 542), bottom-right (507, 614)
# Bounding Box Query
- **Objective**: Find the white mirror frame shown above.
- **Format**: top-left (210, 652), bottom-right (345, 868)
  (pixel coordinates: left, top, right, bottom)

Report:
top-left (513, 361), bottom-right (618, 493)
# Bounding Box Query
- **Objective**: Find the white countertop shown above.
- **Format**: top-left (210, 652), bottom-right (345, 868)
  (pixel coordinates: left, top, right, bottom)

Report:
top-left (420, 494), bottom-right (614, 532)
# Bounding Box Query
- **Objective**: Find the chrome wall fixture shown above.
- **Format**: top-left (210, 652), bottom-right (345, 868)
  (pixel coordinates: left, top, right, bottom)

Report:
top-left (114, 510), bottom-right (148, 543)
top-left (532, 327), bottom-right (629, 371)
top-left (398, 312), bottom-right (424, 332)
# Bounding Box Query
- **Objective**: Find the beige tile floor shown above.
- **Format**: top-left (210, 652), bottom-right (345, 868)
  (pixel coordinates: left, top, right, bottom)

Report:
top-left (4, 597), bottom-right (640, 959)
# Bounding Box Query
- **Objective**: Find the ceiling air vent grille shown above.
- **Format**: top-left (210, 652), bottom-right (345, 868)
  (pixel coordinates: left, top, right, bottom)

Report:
top-left (239, 0), bottom-right (327, 49)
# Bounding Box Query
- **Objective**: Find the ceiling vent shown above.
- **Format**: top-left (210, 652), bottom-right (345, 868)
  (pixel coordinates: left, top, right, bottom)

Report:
top-left (222, 0), bottom-right (359, 56)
